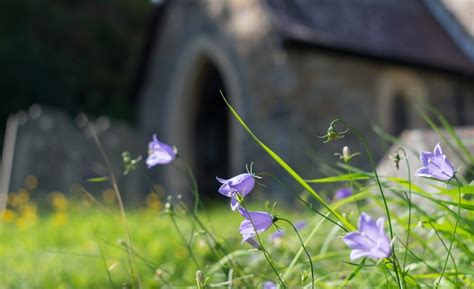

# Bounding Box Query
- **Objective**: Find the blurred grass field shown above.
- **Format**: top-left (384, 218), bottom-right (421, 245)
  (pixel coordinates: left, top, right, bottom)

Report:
top-left (1, 181), bottom-right (473, 288)
top-left (0, 189), bottom-right (317, 288)
top-left (0, 188), bottom-right (353, 288)
top-left (0, 190), bottom-right (239, 288)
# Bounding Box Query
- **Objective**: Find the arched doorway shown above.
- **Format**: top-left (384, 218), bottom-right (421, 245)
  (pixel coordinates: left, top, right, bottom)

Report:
top-left (164, 36), bottom-right (244, 203)
top-left (192, 60), bottom-right (229, 199)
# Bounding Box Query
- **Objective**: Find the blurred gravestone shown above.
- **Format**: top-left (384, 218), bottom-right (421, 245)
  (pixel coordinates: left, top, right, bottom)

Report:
top-left (8, 105), bottom-right (145, 205)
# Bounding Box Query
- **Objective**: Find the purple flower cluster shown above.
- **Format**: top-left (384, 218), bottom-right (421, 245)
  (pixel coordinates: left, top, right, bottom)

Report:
top-left (341, 144), bottom-right (456, 261)
top-left (215, 169), bottom-right (277, 242)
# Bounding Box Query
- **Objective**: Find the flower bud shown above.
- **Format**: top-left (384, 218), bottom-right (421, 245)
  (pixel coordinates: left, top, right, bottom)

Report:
top-left (196, 270), bottom-right (206, 289)
top-left (155, 269), bottom-right (162, 279)
top-left (342, 146), bottom-right (350, 161)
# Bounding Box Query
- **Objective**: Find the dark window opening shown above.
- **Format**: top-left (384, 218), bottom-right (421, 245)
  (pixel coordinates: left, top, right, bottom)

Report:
top-left (391, 93), bottom-right (409, 136)
top-left (454, 88), bottom-right (466, 126)
top-left (192, 60), bottom-right (229, 201)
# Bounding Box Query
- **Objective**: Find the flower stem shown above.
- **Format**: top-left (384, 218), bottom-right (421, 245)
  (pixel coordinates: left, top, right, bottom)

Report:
top-left (397, 148), bottom-right (412, 276)
top-left (260, 172), bottom-right (348, 232)
top-left (436, 177), bottom-right (461, 288)
top-left (222, 94), bottom-right (354, 231)
top-left (277, 218), bottom-right (314, 289)
top-left (332, 119), bottom-right (402, 288)
top-left (88, 124), bottom-right (141, 289)
top-left (240, 203), bottom-right (287, 288)
top-left (169, 211), bottom-right (201, 268)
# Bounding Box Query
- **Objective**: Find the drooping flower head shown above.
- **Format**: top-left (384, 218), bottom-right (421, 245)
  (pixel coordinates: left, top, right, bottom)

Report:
top-left (416, 143), bottom-right (455, 181)
top-left (239, 208), bottom-right (274, 243)
top-left (334, 188), bottom-right (352, 200)
top-left (217, 164), bottom-right (259, 210)
top-left (343, 212), bottom-right (391, 261)
top-left (146, 134), bottom-right (177, 168)
top-left (263, 281), bottom-right (277, 289)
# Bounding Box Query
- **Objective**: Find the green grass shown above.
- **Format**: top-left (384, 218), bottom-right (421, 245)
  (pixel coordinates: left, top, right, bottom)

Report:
top-left (2, 104), bottom-right (474, 288)
top-left (2, 183), bottom-right (471, 288)
top-left (0, 205), bottom-right (244, 288)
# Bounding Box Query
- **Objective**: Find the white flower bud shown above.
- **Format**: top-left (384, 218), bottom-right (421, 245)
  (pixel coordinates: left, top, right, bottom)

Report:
top-left (342, 146), bottom-right (350, 161)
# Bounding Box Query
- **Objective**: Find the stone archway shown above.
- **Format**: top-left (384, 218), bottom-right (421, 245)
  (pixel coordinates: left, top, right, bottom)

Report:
top-left (164, 36), bottom-right (245, 199)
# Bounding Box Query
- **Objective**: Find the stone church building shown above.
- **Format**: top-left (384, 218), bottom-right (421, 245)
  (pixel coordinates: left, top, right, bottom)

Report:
top-left (135, 0), bottom-right (474, 197)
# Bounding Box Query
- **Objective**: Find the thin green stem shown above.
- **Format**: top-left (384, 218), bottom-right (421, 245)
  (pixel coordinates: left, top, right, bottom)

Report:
top-left (277, 218), bottom-right (314, 289)
top-left (346, 164), bottom-right (361, 215)
top-left (168, 211), bottom-right (201, 269)
top-left (397, 148), bottom-right (412, 276)
top-left (428, 222), bottom-right (458, 286)
top-left (337, 258), bottom-right (366, 289)
top-left (180, 162), bottom-right (200, 214)
top-left (222, 94), bottom-right (354, 231)
top-left (436, 177), bottom-right (461, 288)
top-left (260, 172), bottom-right (348, 232)
top-left (332, 119), bottom-right (402, 288)
top-left (240, 202), bottom-right (286, 288)
top-left (93, 228), bottom-right (116, 288)
top-left (88, 124), bottom-right (140, 289)
top-left (282, 213), bottom-right (329, 281)
top-left (174, 200), bottom-right (252, 288)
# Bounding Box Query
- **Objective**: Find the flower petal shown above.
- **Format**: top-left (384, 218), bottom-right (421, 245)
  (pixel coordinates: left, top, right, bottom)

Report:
top-left (343, 232), bottom-right (375, 251)
top-left (146, 135), bottom-right (176, 167)
top-left (434, 143), bottom-right (443, 157)
top-left (238, 210), bottom-right (273, 242)
top-left (358, 213), bottom-right (380, 241)
top-left (230, 196), bottom-right (240, 211)
top-left (416, 143), bottom-right (455, 181)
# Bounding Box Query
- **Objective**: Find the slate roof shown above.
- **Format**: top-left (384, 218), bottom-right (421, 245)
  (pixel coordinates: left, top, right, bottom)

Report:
top-left (265, 0), bottom-right (474, 74)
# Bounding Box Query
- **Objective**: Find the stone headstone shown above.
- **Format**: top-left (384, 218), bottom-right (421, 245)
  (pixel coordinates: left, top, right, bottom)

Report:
top-left (376, 126), bottom-right (474, 211)
top-left (7, 105), bottom-right (145, 205)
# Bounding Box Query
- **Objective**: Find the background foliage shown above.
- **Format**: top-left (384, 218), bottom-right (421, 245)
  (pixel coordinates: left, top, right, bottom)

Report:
top-left (0, 0), bottom-right (152, 136)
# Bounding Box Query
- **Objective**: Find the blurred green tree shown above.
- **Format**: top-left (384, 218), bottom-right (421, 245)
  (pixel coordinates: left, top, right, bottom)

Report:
top-left (0, 0), bottom-right (152, 135)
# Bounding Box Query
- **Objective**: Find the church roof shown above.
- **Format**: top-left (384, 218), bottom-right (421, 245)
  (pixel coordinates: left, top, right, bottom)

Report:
top-left (265, 0), bottom-right (474, 75)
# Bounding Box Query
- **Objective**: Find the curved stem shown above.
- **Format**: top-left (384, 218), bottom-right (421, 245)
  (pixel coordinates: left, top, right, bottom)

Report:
top-left (260, 172), bottom-right (348, 232)
top-left (346, 164), bottom-right (361, 215)
top-left (428, 222), bottom-right (458, 287)
top-left (436, 177), bottom-right (461, 288)
top-left (332, 119), bottom-right (402, 288)
top-left (182, 162), bottom-right (200, 214)
top-left (240, 203), bottom-right (286, 288)
top-left (222, 95), bottom-right (354, 231)
top-left (174, 200), bottom-right (253, 287)
top-left (278, 218), bottom-right (314, 289)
